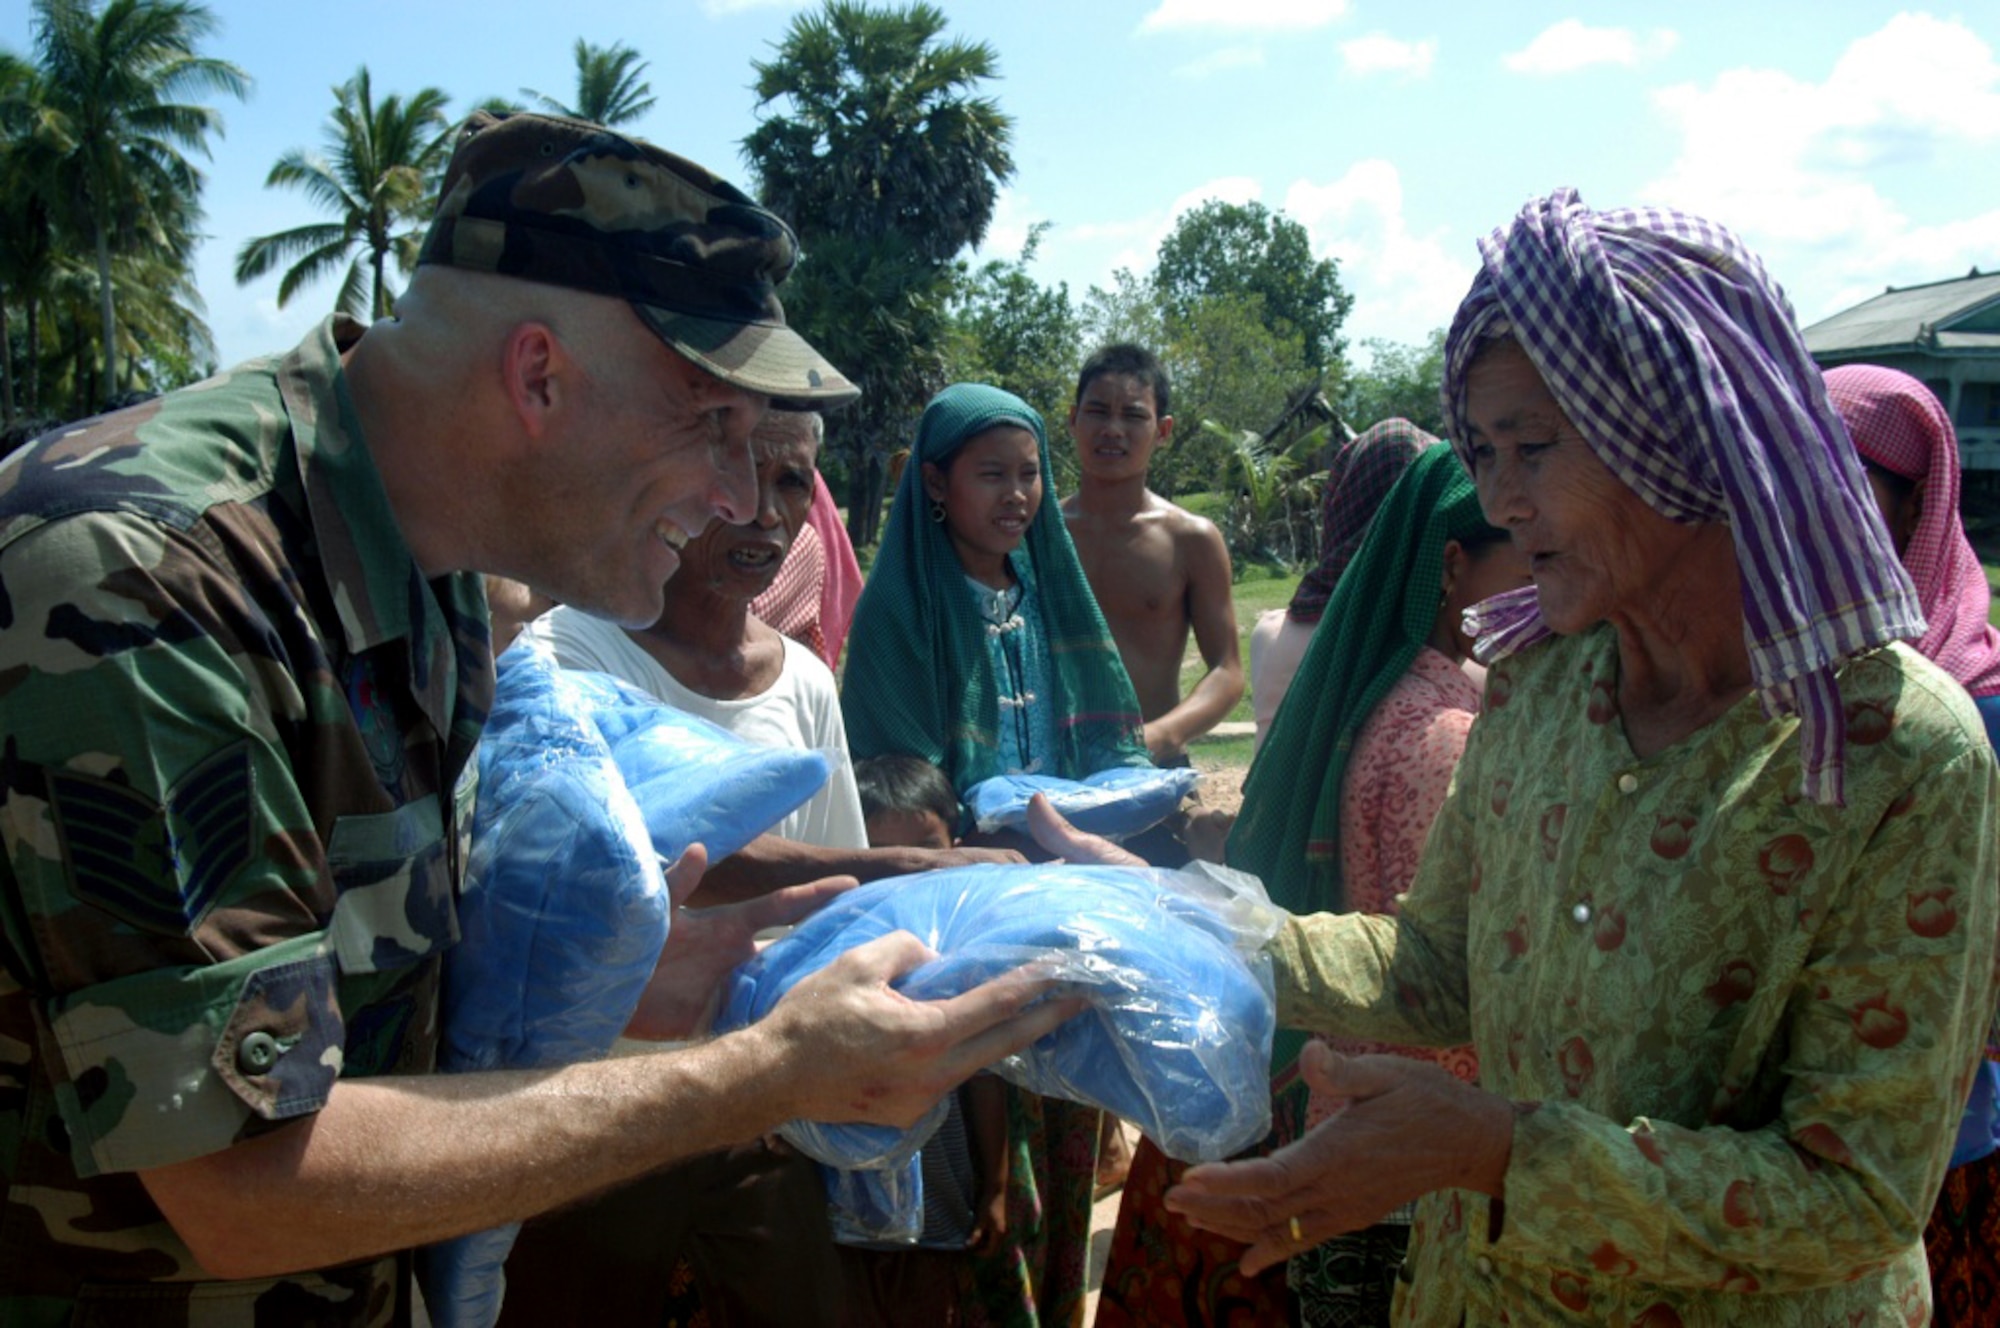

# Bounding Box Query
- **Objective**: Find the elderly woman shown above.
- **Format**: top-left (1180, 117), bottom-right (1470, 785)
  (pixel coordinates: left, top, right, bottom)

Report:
top-left (1162, 190), bottom-right (2000, 1324)
top-left (1825, 364), bottom-right (2000, 1325)
top-left (1100, 431), bottom-right (1522, 1327)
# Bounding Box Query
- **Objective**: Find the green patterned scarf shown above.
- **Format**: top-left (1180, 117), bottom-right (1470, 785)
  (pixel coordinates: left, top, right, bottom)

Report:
top-left (842, 383), bottom-right (1148, 794)
top-left (1227, 442), bottom-right (1499, 1141)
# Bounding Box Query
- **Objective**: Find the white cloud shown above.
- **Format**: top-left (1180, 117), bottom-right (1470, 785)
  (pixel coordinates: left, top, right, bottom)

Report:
top-left (976, 188), bottom-right (1036, 265)
top-left (1024, 166), bottom-right (1466, 355)
top-left (1065, 177), bottom-right (1266, 287)
top-left (1283, 161), bottom-right (1473, 348)
top-left (1503, 20), bottom-right (1678, 76)
top-left (1643, 14), bottom-right (2000, 245)
top-left (1176, 45), bottom-right (1267, 79)
top-left (1640, 13), bottom-right (2000, 326)
top-left (1139, 0), bottom-right (1349, 34)
top-left (1339, 33), bottom-right (1436, 78)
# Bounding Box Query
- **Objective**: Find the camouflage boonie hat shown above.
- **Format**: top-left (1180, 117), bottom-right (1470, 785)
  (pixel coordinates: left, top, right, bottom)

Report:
top-left (420, 110), bottom-right (858, 409)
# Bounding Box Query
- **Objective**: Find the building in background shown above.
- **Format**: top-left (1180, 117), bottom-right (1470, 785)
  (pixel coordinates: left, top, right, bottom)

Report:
top-left (1804, 269), bottom-right (2000, 472)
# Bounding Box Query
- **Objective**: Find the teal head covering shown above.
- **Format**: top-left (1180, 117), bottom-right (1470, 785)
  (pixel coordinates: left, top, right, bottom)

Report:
top-left (1226, 437), bottom-right (1499, 1143)
top-left (1228, 439), bottom-right (1498, 915)
top-left (842, 383), bottom-right (1148, 792)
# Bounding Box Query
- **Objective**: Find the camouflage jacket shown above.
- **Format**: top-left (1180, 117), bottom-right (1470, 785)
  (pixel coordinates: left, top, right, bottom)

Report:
top-left (0, 317), bottom-right (491, 1326)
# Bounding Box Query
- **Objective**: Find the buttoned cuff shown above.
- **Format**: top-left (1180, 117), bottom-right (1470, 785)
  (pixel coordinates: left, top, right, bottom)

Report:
top-left (44, 930), bottom-right (342, 1177)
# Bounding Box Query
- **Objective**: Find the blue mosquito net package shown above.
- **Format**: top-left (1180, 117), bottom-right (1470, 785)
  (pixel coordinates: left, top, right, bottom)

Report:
top-left (421, 640), bottom-right (831, 1326)
top-left (548, 650), bottom-right (833, 865)
top-left (964, 766), bottom-right (1200, 839)
top-left (714, 860), bottom-right (1280, 1237)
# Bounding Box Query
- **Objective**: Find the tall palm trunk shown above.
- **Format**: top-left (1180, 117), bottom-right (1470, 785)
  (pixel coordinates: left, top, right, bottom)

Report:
top-left (24, 295), bottom-right (40, 417)
top-left (1, 300), bottom-right (15, 429)
top-left (93, 219), bottom-right (117, 406)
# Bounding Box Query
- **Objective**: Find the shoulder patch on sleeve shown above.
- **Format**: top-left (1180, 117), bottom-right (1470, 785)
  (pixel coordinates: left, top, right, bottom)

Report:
top-left (47, 743), bottom-right (255, 935)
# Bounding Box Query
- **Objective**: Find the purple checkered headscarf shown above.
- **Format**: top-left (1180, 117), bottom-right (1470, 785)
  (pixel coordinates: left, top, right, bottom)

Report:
top-left (1441, 188), bottom-right (1922, 804)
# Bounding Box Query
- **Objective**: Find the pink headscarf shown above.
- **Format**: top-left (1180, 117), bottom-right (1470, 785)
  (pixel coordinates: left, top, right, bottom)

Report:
top-left (808, 470), bottom-right (863, 667)
top-left (1825, 364), bottom-right (2000, 698)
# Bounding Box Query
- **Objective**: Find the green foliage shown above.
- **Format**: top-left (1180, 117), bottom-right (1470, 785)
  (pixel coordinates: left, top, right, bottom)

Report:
top-left (944, 222), bottom-right (1083, 488)
top-left (521, 39), bottom-right (655, 126)
top-left (233, 66), bottom-right (452, 320)
top-left (27, 0), bottom-right (247, 407)
top-left (743, 0), bottom-right (1015, 547)
top-left (779, 229), bottom-right (958, 530)
top-left (1080, 213), bottom-right (1344, 504)
top-left (1199, 417), bottom-right (1328, 569)
top-left (1341, 329), bottom-right (1448, 436)
top-left (1157, 291), bottom-right (1316, 498)
top-left (1154, 198), bottom-right (1353, 371)
top-left (0, 52), bottom-right (59, 426)
top-left (747, 1), bottom-right (1012, 265)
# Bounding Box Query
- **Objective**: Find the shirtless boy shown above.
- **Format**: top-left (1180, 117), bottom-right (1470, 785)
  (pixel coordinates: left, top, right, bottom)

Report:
top-left (1061, 343), bottom-right (1244, 765)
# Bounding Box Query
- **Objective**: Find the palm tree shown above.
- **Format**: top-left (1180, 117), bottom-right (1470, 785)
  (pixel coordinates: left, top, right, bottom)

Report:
top-left (742, 1), bottom-right (1015, 544)
top-left (1201, 418), bottom-right (1331, 568)
top-left (29, 0), bottom-right (247, 407)
top-left (234, 67), bottom-right (452, 320)
top-left (0, 52), bottom-right (60, 427)
top-left (521, 39), bottom-right (655, 126)
top-left (746, 1), bottom-right (1013, 265)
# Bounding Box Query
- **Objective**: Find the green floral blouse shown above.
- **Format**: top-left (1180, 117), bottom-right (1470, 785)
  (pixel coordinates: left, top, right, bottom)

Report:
top-left (1271, 626), bottom-right (2000, 1326)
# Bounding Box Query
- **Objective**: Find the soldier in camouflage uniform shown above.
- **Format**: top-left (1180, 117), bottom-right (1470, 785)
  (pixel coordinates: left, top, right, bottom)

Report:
top-left (0, 111), bottom-right (1081, 1326)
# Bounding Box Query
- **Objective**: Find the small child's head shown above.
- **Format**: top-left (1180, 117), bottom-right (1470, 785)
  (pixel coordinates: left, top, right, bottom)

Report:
top-left (855, 754), bottom-right (960, 851)
top-left (1069, 344), bottom-right (1174, 481)
top-left (915, 384), bottom-right (1047, 579)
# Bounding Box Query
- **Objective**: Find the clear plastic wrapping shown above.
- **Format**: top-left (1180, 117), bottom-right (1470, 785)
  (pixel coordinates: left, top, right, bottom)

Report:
top-left (421, 640), bottom-right (831, 1326)
top-left (714, 861), bottom-right (1280, 1238)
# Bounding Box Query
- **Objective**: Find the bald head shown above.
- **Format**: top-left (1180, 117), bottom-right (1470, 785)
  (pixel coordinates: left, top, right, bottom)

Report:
top-left (389, 266), bottom-right (653, 384)
top-left (350, 264), bottom-right (769, 625)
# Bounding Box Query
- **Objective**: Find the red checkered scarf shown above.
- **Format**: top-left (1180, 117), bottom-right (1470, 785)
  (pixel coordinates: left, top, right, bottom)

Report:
top-left (1286, 419), bottom-right (1438, 623)
top-left (1826, 364), bottom-right (2000, 698)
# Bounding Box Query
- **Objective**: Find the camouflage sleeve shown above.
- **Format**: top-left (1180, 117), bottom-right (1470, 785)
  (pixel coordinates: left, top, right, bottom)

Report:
top-left (0, 512), bottom-right (345, 1178)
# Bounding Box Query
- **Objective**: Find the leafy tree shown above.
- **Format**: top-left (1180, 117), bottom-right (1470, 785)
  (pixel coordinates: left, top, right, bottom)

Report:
top-left (1200, 416), bottom-right (1329, 567)
top-left (1154, 199), bottom-right (1352, 371)
top-left (743, 0), bottom-right (1015, 546)
top-left (946, 222), bottom-right (1083, 452)
top-left (521, 39), bottom-right (655, 126)
top-left (28, 0), bottom-right (246, 407)
top-left (1078, 274), bottom-right (1316, 503)
top-left (234, 67), bottom-right (453, 320)
top-left (1341, 329), bottom-right (1447, 436)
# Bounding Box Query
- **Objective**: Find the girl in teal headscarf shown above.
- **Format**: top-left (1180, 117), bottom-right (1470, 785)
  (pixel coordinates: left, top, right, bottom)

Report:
top-left (843, 382), bottom-right (1149, 794)
top-left (840, 383), bottom-right (1148, 1327)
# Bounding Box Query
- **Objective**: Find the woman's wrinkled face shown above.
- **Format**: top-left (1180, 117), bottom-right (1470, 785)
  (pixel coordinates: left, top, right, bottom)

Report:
top-left (1462, 341), bottom-right (1709, 635)
top-left (922, 424), bottom-right (1043, 583)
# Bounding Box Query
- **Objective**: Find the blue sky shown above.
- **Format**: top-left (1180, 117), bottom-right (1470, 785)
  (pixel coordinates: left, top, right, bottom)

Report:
top-left (7, 0), bottom-right (1997, 371)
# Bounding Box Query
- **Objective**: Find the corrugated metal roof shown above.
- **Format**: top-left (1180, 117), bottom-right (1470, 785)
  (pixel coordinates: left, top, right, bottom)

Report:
top-left (1802, 271), bottom-right (2000, 355)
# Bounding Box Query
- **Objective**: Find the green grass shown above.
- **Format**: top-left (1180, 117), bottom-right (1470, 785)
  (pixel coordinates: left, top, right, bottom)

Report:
top-left (1188, 730), bottom-right (1256, 767)
top-left (1177, 567), bottom-right (1303, 726)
